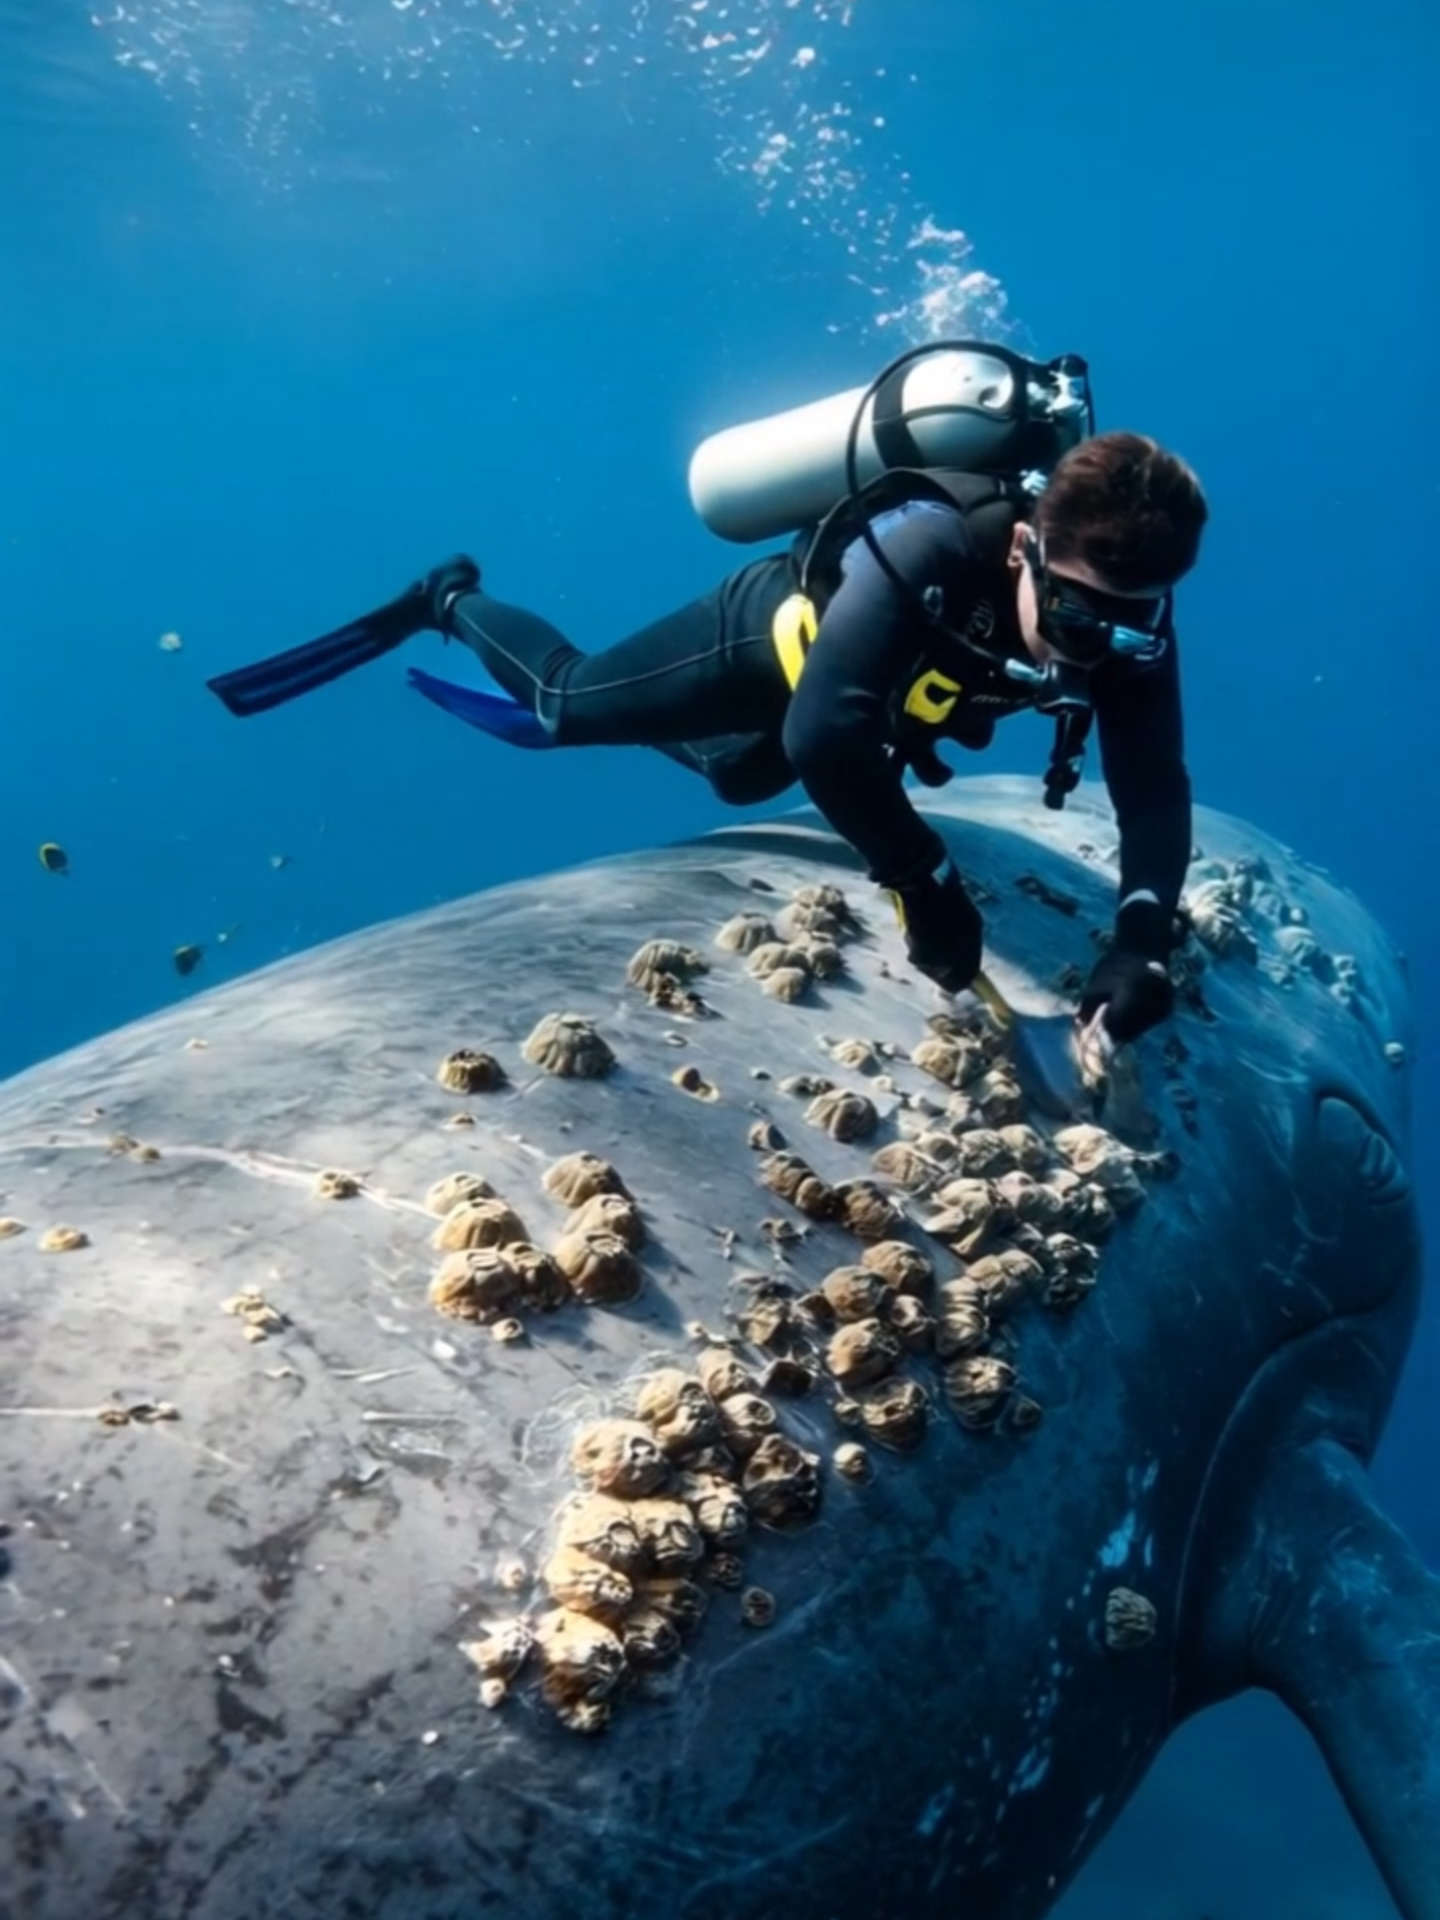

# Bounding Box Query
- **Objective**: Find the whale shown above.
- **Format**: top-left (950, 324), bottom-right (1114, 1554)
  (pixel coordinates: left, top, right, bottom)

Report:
top-left (0, 775), bottom-right (1433, 1919)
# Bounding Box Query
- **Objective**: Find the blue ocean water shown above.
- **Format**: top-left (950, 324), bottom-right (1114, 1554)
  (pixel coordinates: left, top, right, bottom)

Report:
top-left (0, 0), bottom-right (1434, 1911)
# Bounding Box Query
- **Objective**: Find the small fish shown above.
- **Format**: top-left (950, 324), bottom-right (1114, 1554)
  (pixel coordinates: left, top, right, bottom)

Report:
top-left (268, 852), bottom-right (292, 871)
top-left (173, 943), bottom-right (204, 977)
top-left (158, 631), bottom-right (183, 653)
top-left (215, 924), bottom-right (242, 946)
top-left (38, 842), bottom-right (69, 876)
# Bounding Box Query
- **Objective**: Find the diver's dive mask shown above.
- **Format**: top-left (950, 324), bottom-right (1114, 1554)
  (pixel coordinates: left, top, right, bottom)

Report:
top-left (1022, 532), bottom-right (1168, 667)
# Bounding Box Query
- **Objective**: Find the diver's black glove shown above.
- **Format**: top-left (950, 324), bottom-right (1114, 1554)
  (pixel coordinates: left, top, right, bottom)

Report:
top-left (1079, 898), bottom-right (1177, 1044)
top-left (418, 554), bottom-right (482, 632)
top-left (888, 856), bottom-right (984, 994)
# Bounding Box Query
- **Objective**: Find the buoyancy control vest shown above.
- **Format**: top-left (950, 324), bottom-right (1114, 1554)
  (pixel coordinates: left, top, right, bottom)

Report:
top-left (687, 342), bottom-right (1101, 809)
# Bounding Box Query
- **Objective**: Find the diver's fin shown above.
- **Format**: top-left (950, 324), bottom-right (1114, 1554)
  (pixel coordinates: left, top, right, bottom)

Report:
top-left (207, 589), bottom-right (429, 718)
top-left (406, 667), bottom-right (555, 749)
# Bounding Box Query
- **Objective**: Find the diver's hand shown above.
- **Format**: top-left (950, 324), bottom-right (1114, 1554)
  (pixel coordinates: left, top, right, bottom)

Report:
top-left (888, 857), bottom-right (983, 994)
top-left (1078, 899), bottom-right (1177, 1043)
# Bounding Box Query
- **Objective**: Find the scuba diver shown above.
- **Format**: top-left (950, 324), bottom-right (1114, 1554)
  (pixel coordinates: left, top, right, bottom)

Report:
top-left (209, 342), bottom-right (1207, 1048)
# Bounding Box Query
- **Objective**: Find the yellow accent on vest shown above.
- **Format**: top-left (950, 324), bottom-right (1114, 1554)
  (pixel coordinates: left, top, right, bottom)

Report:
top-left (771, 592), bottom-right (819, 690)
top-left (903, 668), bottom-right (963, 724)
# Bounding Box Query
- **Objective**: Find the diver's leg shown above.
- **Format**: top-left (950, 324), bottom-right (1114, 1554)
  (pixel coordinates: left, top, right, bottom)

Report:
top-left (655, 732), bottom-right (800, 806)
top-left (443, 556), bottom-right (794, 748)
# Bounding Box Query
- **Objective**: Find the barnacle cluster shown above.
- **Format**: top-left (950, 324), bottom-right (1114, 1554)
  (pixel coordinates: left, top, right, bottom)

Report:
top-left (459, 1349), bottom-right (824, 1733)
top-left (436, 1047), bottom-right (507, 1095)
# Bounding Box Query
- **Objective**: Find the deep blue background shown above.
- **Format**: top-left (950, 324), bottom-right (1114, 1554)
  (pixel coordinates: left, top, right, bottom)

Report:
top-left (1, 0), bottom-right (1434, 1909)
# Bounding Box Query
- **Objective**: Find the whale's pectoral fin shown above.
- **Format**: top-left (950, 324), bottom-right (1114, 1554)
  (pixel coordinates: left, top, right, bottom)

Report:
top-left (1249, 1438), bottom-right (1440, 1919)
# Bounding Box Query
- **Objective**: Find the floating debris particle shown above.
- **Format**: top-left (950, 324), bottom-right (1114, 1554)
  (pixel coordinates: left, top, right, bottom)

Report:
top-left (671, 1063), bottom-right (719, 1101)
top-left (38, 1225), bottom-right (88, 1253)
top-left (158, 629), bottom-right (183, 652)
top-left (432, 1196), bottom-right (528, 1253)
top-left (627, 940), bottom-right (709, 993)
top-left (37, 842), bottom-right (69, 876)
top-left (1105, 1587), bottom-right (1158, 1651)
top-left (1384, 1041), bottom-right (1407, 1068)
top-left (543, 1151), bottom-right (631, 1206)
top-left (0, 1218), bottom-right (24, 1241)
top-left (268, 852), bottom-right (292, 871)
top-left (437, 1048), bottom-right (506, 1094)
top-left (314, 1168), bottom-right (361, 1201)
top-left (424, 1172), bottom-right (496, 1216)
top-left (740, 1586), bottom-right (776, 1628)
top-left (523, 1013), bottom-right (616, 1079)
top-left (805, 1086), bottom-right (879, 1143)
top-left (715, 912), bottom-right (776, 954)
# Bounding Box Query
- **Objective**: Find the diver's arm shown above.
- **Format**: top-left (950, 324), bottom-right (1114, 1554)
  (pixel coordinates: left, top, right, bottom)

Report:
top-left (781, 507), bottom-right (979, 887)
top-left (1092, 627), bottom-right (1192, 942)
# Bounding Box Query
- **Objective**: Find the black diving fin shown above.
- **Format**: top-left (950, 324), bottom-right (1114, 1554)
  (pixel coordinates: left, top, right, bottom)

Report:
top-left (207, 586), bottom-right (431, 718)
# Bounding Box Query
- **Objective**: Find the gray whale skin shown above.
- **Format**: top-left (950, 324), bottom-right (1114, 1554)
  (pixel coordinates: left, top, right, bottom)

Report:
top-left (0, 776), bottom-right (1434, 1920)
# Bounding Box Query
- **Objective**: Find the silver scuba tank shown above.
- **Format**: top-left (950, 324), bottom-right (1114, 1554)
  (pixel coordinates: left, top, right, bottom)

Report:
top-left (687, 341), bottom-right (1093, 545)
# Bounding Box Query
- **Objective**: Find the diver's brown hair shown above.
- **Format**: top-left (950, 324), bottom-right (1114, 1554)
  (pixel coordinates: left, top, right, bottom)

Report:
top-left (1037, 431), bottom-right (1208, 590)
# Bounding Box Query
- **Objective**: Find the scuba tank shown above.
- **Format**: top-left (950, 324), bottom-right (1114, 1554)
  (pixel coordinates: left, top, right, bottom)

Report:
top-left (688, 341), bottom-right (1093, 546)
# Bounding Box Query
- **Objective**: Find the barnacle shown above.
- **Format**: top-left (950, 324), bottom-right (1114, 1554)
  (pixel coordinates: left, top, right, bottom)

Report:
top-left (1048, 1169), bottom-right (1116, 1238)
top-left (38, 1225), bottom-right (88, 1253)
top-left (974, 1066), bottom-right (1026, 1128)
top-left (432, 1196), bottom-right (528, 1253)
top-left (748, 1120), bottom-right (786, 1151)
top-left (820, 1265), bottom-right (889, 1322)
top-left (1053, 1126), bottom-right (1145, 1211)
top-left (0, 1217), bottom-right (24, 1240)
top-left (629, 1496), bottom-right (705, 1570)
top-left (804, 1088), bottom-right (878, 1143)
top-left (716, 1391), bottom-right (779, 1457)
top-left (1186, 882), bottom-right (1258, 962)
top-left (672, 1063), bottom-right (720, 1100)
top-left (552, 1227), bottom-right (642, 1305)
top-left (911, 1033), bottom-right (986, 1088)
top-left (557, 1493), bottom-right (647, 1573)
top-left (522, 1013), bottom-right (616, 1080)
top-left (1104, 1587), bottom-right (1158, 1651)
top-left (1008, 1394), bottom-right (1044, 1432)
top-left (532, 1607), bottom-right (626, 1704)
top-left (491, 1316), bottom-right (526, 1344)
top-left (759, 1151), bottom-right (835, 1219)
top-left (997, 1124), bottom-right (1050, 1172)
top-left (762, 966), bottom-right (809, 1003)
top-left (570, 1419), bottom-right (669, 1497)
top-left (543, 1546), bottom-right (635, 1622)
top-left (436, 1048), bottom-right (506, 1094)
top-left (673, 1469), bottom-right (749, 1545)
top-left (621, 1606), bottom-right (682, 1668)
top-left (934, 1280), bottom-right (991, 1356)
top-left (314, 1168), bottom-right (361, 1200)
top-left (746, 941), bottom-right (813, 980)
top-left (925, 1175), bottom-right (1004, 1248)
top-left (825, 1317), bottom-right (901, 1388)
top-left (705, 1551), bottom-right (746, 1588)
top-left (833, 1442), bottom-right (871, 1481)
top-left (635, 1369), bottom-right (720, 1457)
top-left (781, 1073), bottom-right (834, 1098)
top-left (796, 939), bottom-right (845, 980)
top-left (943, 1353), bottom-right (1016, 1429)
top-left (861, 1239), bottom-right (934, 1296)
top-left (856, 1377), bottom-right (929, 1451)
top-left (740, 1586), bottom-right (776, 1628)
top-left (735, 1295), bottom-right (792, 1349)
top-left (828, 1036), bottom-right (879, 1072)
top-left (950, 1129), bottom-right (1016, 1178)
top-left (885, 1293), bottom-right (935, 1353)
top-left (781, 884), bottom-right (860, 941)
top-left (508, 1242), bottom-right (572, 1312)
top-left (626, 939), bottom-right (709, 993)
top-left (715, 912), bottom-right (777, 954)
top-left (761, 1356), bottom-right (818, 1397)
top-left (963, 1249), bottom-right (1044, 1315)
top-left (994, 1171), bottom-right (1065, 1227)
top-left (634, 1576), bottom-right (707, 1632)
top-left (543, 1151), bottom-right (631, 1207)
top-left (570, 1190), bottom-right (645, 1249)
top-left (743, 1434), bottom-right (822, 1528)
top-left (833, 1179), bottom-right (905, 1240)
top-left (870, 1141), bottom-right (941, 1194)
top-left (696, 1347), bottom-right (755, 1403)
top-left (424, 1171), bottom-right (496, 1216)
top-left (429, 1248), bottom-right (522, 1324)
top-left (460, 1619), bottom-right (533, 1682)
top-left (222, 1286), bottom-right (287, 1338)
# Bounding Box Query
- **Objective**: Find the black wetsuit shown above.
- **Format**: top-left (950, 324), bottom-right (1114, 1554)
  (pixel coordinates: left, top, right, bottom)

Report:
top-left (445, 496), bottom-right (1191, 913)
